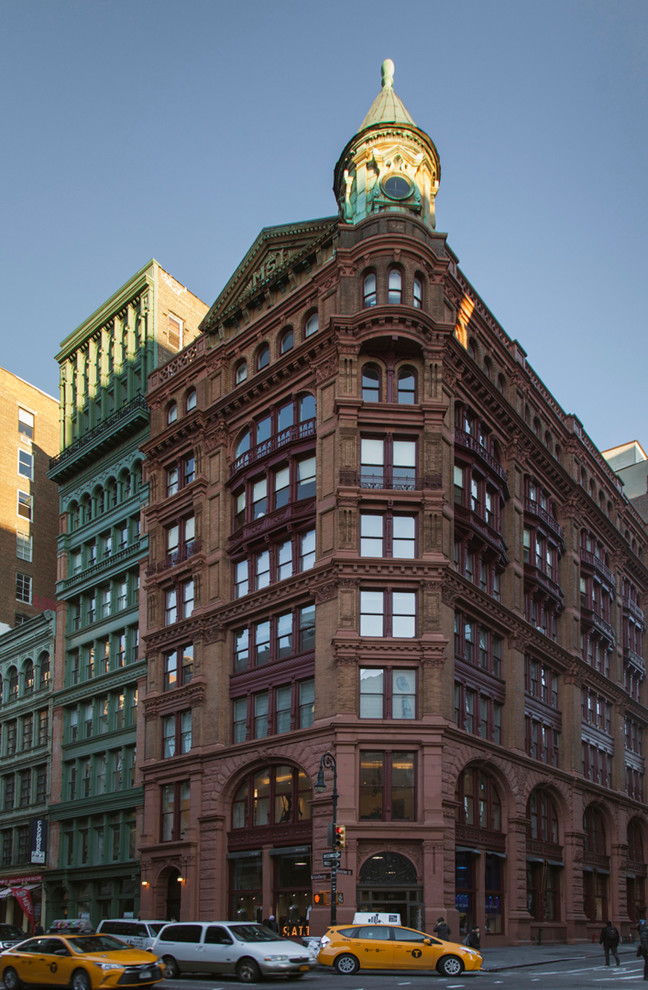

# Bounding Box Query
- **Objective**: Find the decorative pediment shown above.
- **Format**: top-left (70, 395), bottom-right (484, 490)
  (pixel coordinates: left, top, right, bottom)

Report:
top-left (200, 217), bottom-right (337, 333)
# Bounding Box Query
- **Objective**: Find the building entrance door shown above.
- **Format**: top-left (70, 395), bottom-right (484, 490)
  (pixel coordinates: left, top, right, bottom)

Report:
top-left (357, 852), bottom-right (424, 930)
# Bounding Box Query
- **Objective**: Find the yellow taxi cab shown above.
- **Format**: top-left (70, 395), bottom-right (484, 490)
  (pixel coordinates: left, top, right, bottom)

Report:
top-left (0, 933), bottom-right (165, 990)
top-left (317, 922), bottom-right (482, 977)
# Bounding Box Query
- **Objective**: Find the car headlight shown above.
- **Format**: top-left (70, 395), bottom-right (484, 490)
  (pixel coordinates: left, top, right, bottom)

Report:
top-left (264, 955), bottom-right (290, 961)
top-left (95, 962), bottom-right (122, 970)
top-left (319, 935), bottom-right (330, 947)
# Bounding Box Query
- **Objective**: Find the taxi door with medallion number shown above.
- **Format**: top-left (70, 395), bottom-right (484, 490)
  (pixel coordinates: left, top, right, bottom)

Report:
top-left (27, 937), bottom-right (73, 986)
top-left (354, 926), bottom-right (394, 969)
top-left (390, 927), bottom-right (442, 970)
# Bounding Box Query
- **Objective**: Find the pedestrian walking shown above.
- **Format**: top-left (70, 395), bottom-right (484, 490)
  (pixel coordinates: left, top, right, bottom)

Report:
top-left (599, 920), bottom-right (620, 966)
top-left (433, 916), bottom-right (451, 940)
top-left (465, 926), bottom-right (481, 950)
top-left (637, 920), bottom-right (648, 980)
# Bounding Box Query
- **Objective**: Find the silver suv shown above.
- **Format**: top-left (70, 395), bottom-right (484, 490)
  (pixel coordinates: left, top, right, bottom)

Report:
top-left (150, 921), bottom-right (312, 983)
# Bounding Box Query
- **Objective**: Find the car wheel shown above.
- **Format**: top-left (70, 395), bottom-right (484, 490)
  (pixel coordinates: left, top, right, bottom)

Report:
top-left (236, 957), bottom-right (261, 983)
top-left (2, 967), bottom-right (22, 990)
top-left (162, 956), bottom-right (180, 979)
top-left (334, 954), bottom-right (360, 975)
top-left (71, 969), bottom-right (92, 990)
top-left (436, 955), bottom-right (465, 977)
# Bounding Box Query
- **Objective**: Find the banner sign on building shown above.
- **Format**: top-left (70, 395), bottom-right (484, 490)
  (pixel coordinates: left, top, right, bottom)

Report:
top-left (30, 819), bottom-right (47, 865)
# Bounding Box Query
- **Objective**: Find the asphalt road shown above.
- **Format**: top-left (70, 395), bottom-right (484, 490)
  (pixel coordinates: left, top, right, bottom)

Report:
top-left (163, 955), bottom-right (648, 988)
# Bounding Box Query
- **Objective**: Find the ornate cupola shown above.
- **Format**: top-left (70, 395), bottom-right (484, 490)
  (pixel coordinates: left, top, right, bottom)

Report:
top-left (334, 59), bottom-right (441, 230)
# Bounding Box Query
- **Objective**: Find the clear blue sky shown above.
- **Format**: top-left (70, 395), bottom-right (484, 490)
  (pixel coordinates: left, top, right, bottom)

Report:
top-left (1, 0), bottom-right (646, 454)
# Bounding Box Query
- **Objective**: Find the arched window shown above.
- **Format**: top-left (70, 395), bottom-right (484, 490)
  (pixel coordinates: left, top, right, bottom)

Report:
top-left (236, 360), bottom-right (247, 384)
top-left (8, 667), bottom-right (18, 701)
top-left (397, 367), bottom-right (416, 404)
top-left (23, 659), bottom-right (34, 695)
top-left (497, 373), bottom-right (506, 393)
top-left (185, 388), bottom-right (197, 412)
top-left (0, 673), bottom-right (3, 705)
top-left (388, 269), bottom-right (402, 304)
top-left (39, 652), bottom-right (50, 688)
top-left (299, 393), bottom-right (316, 423)
top-left (280, 328), bottom-right (294, 354)
top-left (256, 345), bottom-right (270, 371)
top-left (628, 819), bottom-right (644, 863)
top-left (362, 365), bottom-right (381, 402)
top-left (232, 765), bottom-right (312, 829)
top-left (468, 338), bottom-right (478, 362)
top-left (413, 276), bottom-right (422, 308)
top-left (166, 402), bottom-right (178, 425)
top-left (363, 273), bottom-right (377, 308)
top-left (305, 313), bottom-right (319, 337)
top-left (235, 428), bottom-right (251, 460)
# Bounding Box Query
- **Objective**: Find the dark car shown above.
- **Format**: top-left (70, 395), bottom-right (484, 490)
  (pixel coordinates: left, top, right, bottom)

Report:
top-left (0, 925), bottom-right (27, 950)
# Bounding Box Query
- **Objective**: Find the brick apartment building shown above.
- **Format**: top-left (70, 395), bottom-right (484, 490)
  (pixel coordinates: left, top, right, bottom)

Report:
top-left (0, 368), bottom-right (59, 631)
top-left (136, 62), bottom-right (648, 944)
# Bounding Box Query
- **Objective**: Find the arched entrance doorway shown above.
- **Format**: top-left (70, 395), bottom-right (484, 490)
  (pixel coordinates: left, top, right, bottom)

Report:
top-left (158, 867), bottom-right (182, 922)
top-left (357, 852), bottom-right (424, 930)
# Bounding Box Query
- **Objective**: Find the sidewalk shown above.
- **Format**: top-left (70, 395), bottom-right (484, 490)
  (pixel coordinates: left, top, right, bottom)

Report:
top-left (481, 940), bottom-right (637, 971)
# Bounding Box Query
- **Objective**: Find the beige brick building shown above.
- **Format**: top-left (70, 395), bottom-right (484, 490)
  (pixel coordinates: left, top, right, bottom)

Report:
top-left (0, 369), bottom-right (59, 632)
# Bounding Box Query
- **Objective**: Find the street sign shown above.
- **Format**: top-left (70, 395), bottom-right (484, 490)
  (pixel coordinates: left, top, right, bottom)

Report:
top-left (310, 872), bottom-right (330, 880)
top-left (323, 851), bottom-right (341, 866)
top-left (336, 868), bottom-right (353, 875)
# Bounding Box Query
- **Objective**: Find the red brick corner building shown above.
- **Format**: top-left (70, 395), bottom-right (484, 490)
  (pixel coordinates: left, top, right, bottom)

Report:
top-left (138, 60), bottom-right (648, 944)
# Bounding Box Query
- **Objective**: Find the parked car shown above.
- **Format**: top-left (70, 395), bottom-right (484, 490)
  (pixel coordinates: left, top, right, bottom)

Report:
top-left (149, 921), bottom-right (312, 982)
top-left (317, 922), bottom-right (483, 977)
top-left (96, 920), bottom-right (169, 951)
top-left (0, 925), bottom-right (27, 950)
top-left (0, 932), bottom-right (165, 990)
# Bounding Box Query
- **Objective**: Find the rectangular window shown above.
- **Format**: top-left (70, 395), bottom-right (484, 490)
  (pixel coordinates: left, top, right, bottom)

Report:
top-left (253, 477), bottom-right (267, 519)
top-left (15, 572), bottom-right (32, 604)
top-left (299, 604), bottom-right (316, 652)
top-left (168, 314), bottom-right (184, 349)
top-left (16, 532), bottom-right (33, 562)
top-left (18, 408), bottom-right (34, 439)
top-left (299, 678), bottom-right (314, 728)
top-left (274, 466), bottom-right (290, 508)
top-left (17, 490), bottom-right (33, 521)
top-left (235, 559), bottom-right (249, 598)
top-left (233, 698), bottom-right (248, 743)
top-left (278, 539), bottom-right (292, 580)
top-left (359, 750), bottom-right (416, 821)
top-left (277, 612), bottom-right (293, 659)
top-left (360, 589), bottom-right (416, 638)
top-left (234, 628), bottom-right (249, 672)
top-left (165, 589), bottom-right (177, 625)
top-left (254, 692), bottom-right (269, 738)
top-left (256, 549), bottom-right (270, 589)
top-left (299, 529), bottom-right (316, 571)
top-left (182, 579), bottom-right (194, 617)
top-left (297, 456), bottom-right (316, 499)
top-left (254, 620), bottom-right (271, 666)
top-left (161, 780), bottom-right (190, 841)
top-left (360, 668), bottom-right (416, 719)
top-left (275, 685), bottom-right (292, 734)
top-left (163, 644), bottom-right (193, 689)
top-left (18, 449), bottom-right (33, 479)
top-left (163, 711), bottom-right (192, 757)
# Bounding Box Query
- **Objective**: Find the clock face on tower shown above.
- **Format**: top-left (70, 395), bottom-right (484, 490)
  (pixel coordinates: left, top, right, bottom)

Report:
top-left (381, 173), bottom-right (412, 200)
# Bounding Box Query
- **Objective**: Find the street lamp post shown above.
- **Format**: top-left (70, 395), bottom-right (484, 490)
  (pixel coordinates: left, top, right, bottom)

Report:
top-left (315, 751), bottom-right (338, 926)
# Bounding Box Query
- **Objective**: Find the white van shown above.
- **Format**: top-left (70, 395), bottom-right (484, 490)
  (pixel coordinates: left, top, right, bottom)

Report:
top-left (96, 919), bottom-right (169, 950)
top-left (150, 921), bottom-right (312, 982)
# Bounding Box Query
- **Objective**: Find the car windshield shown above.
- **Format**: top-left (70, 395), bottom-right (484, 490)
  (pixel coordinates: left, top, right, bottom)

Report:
top-left (148, 924), bottom-right (167, 935)
top-left (231, 924), bottom-right (282, 943)
top-left (67, 935), bottom-right (131, 953)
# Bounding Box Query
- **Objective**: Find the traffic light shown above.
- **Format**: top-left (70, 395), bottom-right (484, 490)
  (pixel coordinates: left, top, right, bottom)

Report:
top-left (334, 825), bottom-right (346, 849)
top-left (313, 891), bottom-right (329, 905)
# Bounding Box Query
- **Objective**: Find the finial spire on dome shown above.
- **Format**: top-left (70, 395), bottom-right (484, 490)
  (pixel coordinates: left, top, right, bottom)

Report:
top-left (359, 59), bottom-right (415, 130)
top-left (381, 58), bottom-right (394, 89)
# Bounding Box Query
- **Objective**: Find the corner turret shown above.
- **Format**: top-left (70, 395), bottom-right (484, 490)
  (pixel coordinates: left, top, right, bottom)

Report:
top-left (334, 59), bottom-right (441, 230)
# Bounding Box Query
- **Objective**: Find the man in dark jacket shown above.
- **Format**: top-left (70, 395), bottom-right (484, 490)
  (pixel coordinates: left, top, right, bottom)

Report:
top-left (466, 927), bottom-right (481, 950)
top-left (433, 917), bottom-right (451, 940)
top-left (637, 920), bottom-right (648, 979)
top-left (599, 920), bottom-right (620, 966)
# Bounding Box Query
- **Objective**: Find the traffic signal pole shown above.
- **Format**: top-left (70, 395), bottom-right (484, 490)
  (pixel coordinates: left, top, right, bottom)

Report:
top-left (315, 752), bottom-right (339, 926)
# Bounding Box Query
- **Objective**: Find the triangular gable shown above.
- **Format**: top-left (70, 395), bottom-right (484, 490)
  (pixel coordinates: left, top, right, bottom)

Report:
top-left (200, 216), bottom-right (337, 333)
